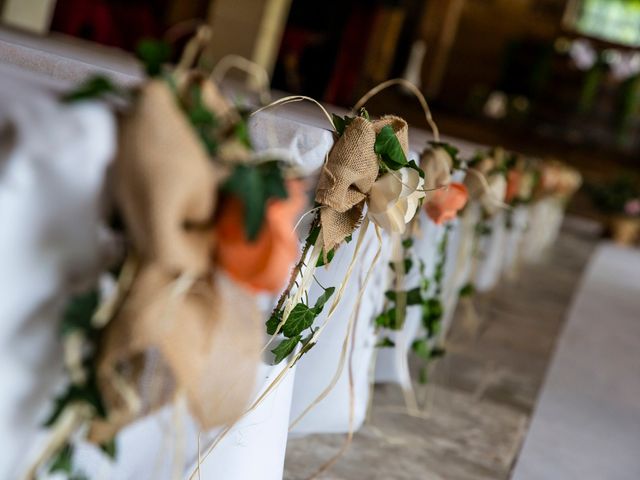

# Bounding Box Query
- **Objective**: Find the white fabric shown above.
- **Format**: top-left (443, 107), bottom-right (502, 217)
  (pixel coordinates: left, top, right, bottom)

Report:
top-left (373, 213), bottom-right (444, 385)
top-left (513, 243), bottom-right (640, 480)
top-left (248, 110), bottom-right (334, 176)
top-left (521, 197), bottom-right (565, 264)
top-left (0, 68), bottom-right (504, 475)
top-left (374, 167), bottom-right (472, 386)
top-left (374, 213), bottom-right (465, 386)
top-left (0, 78), bottom-right (115, 478)
top-left (290, 218), bottom-right (393, 434)
top-left (474, 211), bottom-right (508, 292)
top-left (70, 101), bottom-right (336, 478)
top-left (502, 205), bottom-right (530, 278)
top-left (74, 360), bottom-right (297, 480)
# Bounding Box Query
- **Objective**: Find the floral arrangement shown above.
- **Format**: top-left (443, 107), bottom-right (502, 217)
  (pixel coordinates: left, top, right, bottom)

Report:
top-left (534, 159), bottom-right (582, 202)
top-left (504, 155), bottom-right (540, 207)
top-left (587, 175), bottom-right (640, 217)
top-left (588, 175), bottom-right (640, 244)
top-left (374, 142), bottom-right (469, 384)
top-left (266, 106), bottom-right (426, 364)
top-left (15, 29), bottom-right (586, 480)
top-left (34, 34), bottom-right (303, 478)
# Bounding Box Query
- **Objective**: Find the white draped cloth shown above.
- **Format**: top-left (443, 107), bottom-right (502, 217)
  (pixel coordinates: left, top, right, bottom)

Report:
top-left (0, 74), bottom-right (115, 478)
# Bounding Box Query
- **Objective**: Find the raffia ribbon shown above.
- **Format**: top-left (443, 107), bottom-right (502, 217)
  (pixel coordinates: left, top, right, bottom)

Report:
top-left (315, 115), bottom-right (409, 251)
top-left (90, 78), bottom-right (261, 442)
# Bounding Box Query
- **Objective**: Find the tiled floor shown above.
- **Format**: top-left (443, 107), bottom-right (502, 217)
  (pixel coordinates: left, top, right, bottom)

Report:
top-left (284, 225), bottom-right (596, 480)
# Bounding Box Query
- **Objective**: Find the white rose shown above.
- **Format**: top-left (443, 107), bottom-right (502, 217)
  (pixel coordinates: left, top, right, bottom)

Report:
top-left (481, 174), bottom-right (507, 215)
top-left (420, 147), bottom-right (452, 201)
top-left (367, 167), bottom-right (426, 233)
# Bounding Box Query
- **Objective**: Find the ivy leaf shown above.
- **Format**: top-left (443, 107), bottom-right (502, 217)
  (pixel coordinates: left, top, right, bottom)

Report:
top-left (261, 163), bottom-right (289, 200)
top-left (429, 141), bottom-right (459, 165)
top-left (389, 258), bottom-right (413, 274)
top-left (306, 224), bottom-right (321, 247)
top-left (61, 76), bottom-right (120, 103)
top-left (265, 309), bottom-right (283, 335)
top-left (43, 392), bottom-right (69, 428)
top-left (271, 336), bottom-right (301, 364)
top-left (316, 248), bottom-right (335, 267)
top-left (234, 117), bottom-right (252, 148)
top-left (49, 443), bottom-right (73, 474)
top-left (100, 439), bottom-right (117, 460)
top-left (402, 238), bottom-right (414, 249)
top-left (421, 298), bottom-right (443, 333)
top-left (386, 286), bottom-right (421, 305)
top-left (60, 290), bottom-right (99, 336)
top-left (419, 258), bottom-right (426, 276)
top-left (406, 159), bottom-right (425, 178)
top-left (312, 287), bottom-right (335, 314)
top-left (187, 85), bottom-right (216, 126)
top-left (222, 162), bottom-right (287, 241)
top-left (44, 377), bottom-right (107, 427)
top-left (476, 222), bottom-right (492, 236)
top-left (375, 308), bottom-right (398, 330)
top-left (406, 287), bottom-right (423, 305)
top-left (459, 283), bottom-right (475, 298)
top-left (475, 222), bottom-right (492, 236)
top-left (185, 84), bottom-right (218, 155)
top-left (434, 264), bottom-right (444, 286)
top-left (332, 114), bottom-right (355, 136)
top-left (405, 258), bottom-right (414, 274)
top-left (136, 39), bottom-right (172, 77)
top-left (425, 298), bottom-right (443, 319)
top-left (375, 125), bottom-right (407, 170)
top-left (376, 337), bottom-right (395, 348)
top-left (282, 304), bottom-right (316, 338)
top-left (412, 338), bottom-right (430, 360)
top-left (358, 107), bottom-right (370, 121)
top-left (331, 114), bottom-right (344, 135)
top-left (298, 329), bottom-right (317, 359)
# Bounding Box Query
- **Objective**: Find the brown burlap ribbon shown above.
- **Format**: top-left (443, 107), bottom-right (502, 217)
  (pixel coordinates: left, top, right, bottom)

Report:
top-left (90, 78), bottom-right (261, 442)
top-left (315, 115), bottom-right (409, 251)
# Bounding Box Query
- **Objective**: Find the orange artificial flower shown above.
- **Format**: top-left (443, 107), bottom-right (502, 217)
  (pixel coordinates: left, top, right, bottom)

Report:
top-left (505, 169), bottom-right (522, 204)
top-left (216, 181), bottom-right (306, 293)
top-left (425, 183), bottom-right (469, 225)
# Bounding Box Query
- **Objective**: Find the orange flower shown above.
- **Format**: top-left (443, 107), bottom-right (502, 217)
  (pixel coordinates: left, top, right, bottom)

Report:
top-left (216, 181), bottom-right (306, 293)
top-left (425, 183), bottom-right (469, 225)
top-left (505, 170), bottom-right (522, 204)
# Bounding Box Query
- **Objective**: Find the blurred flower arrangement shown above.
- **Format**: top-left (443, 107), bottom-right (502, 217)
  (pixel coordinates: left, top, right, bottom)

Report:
top-left (588, 175), bottom-right (640, 245)
top-left (9, 23), bottom-right (587, 478)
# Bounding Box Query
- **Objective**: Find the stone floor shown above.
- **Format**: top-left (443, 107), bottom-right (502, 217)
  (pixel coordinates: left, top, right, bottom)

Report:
top-left (284, 224), bottom-right (597, 480)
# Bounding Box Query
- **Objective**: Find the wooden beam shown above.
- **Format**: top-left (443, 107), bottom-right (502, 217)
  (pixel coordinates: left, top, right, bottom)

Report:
top-left (420, 0), bottom-right (467, 98)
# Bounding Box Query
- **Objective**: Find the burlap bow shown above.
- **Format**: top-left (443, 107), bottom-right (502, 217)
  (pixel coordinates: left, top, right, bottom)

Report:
top-left (90, 78), bottom-right (262, 442)
top-left (315, 115), bottom-right (409, 251)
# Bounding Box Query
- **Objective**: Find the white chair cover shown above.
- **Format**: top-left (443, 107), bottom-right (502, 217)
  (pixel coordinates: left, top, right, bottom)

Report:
top-left (0, 75), bottom-right (115, 478)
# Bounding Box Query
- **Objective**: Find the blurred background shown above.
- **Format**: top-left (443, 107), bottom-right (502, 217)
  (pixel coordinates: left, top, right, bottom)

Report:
top-left (2, 0), bottom-right (640, 230)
